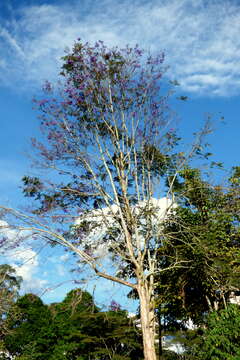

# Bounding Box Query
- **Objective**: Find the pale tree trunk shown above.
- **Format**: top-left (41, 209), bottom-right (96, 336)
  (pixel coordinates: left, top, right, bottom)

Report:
top-left (138, 283), bottom-right (157, 360)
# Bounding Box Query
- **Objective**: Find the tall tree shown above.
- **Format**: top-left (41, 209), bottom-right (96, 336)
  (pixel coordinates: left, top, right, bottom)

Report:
top-left (0, 264), bottom-right (22, 339)
top-left (159, 167), bottom-right (240, 320)
top-left (0, 40), bottom-right (211, 360)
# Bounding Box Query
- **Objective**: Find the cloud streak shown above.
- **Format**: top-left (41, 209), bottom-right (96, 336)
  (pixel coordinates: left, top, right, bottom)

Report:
top-left (0, 0), bottom-right (240, 96)
top-left (0, 221), bottom-right (48, 293)
top-left (9, 247), bottom-right (48, 292)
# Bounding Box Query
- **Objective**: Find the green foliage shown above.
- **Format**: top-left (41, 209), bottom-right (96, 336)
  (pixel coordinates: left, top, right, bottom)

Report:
top-left (0, 264), bottom-right (22, 310)
top-left (157, 167), bottom-right (240, 325)
top-left (0, 264), bottom-right (22, 338)
top-left (2, 289), bottom-right (143, 360)
top-left (161, 349), bottom-right (182, 360)
top-left (190, 304), bottom-right (240, 359)
top-left (4, 293), bottom-right (52, 358)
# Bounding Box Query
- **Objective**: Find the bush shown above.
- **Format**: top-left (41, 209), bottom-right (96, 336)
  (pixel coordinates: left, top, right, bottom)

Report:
top-left (191, 304), bottom-right (240, 360)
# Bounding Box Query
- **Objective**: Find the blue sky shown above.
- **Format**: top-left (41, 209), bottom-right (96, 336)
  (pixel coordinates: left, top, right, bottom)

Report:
top-left (0, 0), bottom-right (239, 311)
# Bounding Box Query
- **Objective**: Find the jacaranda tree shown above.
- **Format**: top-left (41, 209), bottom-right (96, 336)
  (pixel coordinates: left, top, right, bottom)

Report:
top-left (0, 40), bottom-right (211, 359)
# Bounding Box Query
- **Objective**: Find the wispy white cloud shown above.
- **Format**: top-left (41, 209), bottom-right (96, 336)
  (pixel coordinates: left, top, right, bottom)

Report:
top-left (0, 0), bottom-right (240, 96)
top-left (59, 253), bottom-right (70, 262)
top-left (0, 221), bottom-right (48, 292)
top-left (56, 263), bottom-right (66, 276)
top-left (9, 247), bottom-right (48, 292)
top-left (0, 28), bottom-right (25, 58)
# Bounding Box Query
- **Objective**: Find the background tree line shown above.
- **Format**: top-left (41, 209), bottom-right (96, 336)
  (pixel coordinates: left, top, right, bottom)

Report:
top-left (0, 272), bottom-right (143, 360)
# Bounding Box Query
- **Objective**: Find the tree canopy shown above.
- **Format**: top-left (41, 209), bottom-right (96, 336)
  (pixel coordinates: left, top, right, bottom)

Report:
top-left (2, 288), bottom-right (143, 360)
top-left (156, 167), bottom-right (240, 325)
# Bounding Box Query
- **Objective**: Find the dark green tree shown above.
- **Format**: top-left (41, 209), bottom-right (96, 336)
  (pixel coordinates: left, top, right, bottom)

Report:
top-left (156, 167), bottom-right (239, 320)
top-left (152, 166), bottom-right (240, 357)
top-left (0, 264), bottom-right (22, 339)
top-left (49, 291), bottom-right (142, 360)
top-left (187, 304), bottom-right (240, 360)
top-left (3, 289), bottom-right (143, 360)
top-left (3, 293), bottom-right (52, 359)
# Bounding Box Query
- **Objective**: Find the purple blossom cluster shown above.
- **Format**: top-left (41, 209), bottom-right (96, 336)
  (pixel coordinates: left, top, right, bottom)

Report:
top-left (42, 80), bottom-right (53, 93)
top-left (34, 41), bottom-right (169, 157)
top-left (109, 299), bottom-right (121, 311)
top-left (30, 40), bottom-right (173, 224)
top-left (59, 40), bottom-right (166, 122)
